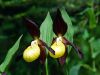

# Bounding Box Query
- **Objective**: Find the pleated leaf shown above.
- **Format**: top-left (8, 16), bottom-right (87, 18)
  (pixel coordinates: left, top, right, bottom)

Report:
top-left (40, 12), bottom-right (53, 46)
top-left (40, 12), bottom-right (54, 75)
top-left (0, 35), bottom-right (23, 73)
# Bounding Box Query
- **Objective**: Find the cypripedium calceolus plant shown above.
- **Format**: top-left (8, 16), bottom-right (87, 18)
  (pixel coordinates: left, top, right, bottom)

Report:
top-left (23, 18), bottom-right (55, 64)
top-left (49, 9), bottom-right (83, 65)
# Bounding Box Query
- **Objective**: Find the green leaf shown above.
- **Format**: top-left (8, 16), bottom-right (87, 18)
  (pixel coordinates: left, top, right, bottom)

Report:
top-left (69, 64), bottom-right (81, 75)
top-left (40, 12), bottom-right (54, 75)
top-left (86, 8), bottom-right (96, 29)
top-left (82, 29), bottom-right (89, 40)
top-left (40, 12), bottom-right (53, 46)
top-left (0, 35), bottom-right (23, 73)
top-left (60, 8), bottom-right (74, 52)
top-left (89, 38), bottom-right (100, 58)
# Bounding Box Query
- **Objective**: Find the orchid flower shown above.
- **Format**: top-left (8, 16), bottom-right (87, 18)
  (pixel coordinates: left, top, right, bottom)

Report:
top-left (23, 18), bottom-right (55, 64)
top-left (49, 9), bottom-right (83, 65)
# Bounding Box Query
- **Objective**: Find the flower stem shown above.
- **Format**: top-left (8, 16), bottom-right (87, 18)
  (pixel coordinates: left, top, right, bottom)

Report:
top-left (45, 59), bottom-right (49, 75)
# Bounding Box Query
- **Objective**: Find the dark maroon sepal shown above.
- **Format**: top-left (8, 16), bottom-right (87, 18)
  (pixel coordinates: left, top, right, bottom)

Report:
top-left (38, 40), bottom-right (55, 55)
top-left (58, 49), bottom-right (68, 65)
top-left (38, 45), bottom-right (46, 64)
top-left (53, 9), bottom-right (68, 36)
top-left (25, 18), bottom-right (40, 38)
top-left (62, 37), bottom-right (83, 59)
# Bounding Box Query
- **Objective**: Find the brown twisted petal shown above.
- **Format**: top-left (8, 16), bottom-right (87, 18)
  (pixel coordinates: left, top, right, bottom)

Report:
top-left (53, 9), bottom-right (68, 36)
top-left (24, 18), bottom-right (40, 38)
top-left (38, 39), bottom-right (55, 55)
top-left (38, 44), bottom-right (46, 64)
top-left (62, 37), bottom-right (83, 59)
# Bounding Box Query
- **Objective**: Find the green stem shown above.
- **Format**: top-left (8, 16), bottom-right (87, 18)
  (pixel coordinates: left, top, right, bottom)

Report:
top-left (81, 64), bottom-right (94, 71)
top-left (92, 60), bottom-right (96, 72)
top-left (45, 59), bottom-right (49, 75)
top-left (89, 42), bottom-right (97, 72)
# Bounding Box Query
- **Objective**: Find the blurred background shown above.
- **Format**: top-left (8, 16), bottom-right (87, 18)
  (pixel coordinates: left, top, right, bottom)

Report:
top-left (0, 0), bottom-right (100, 75)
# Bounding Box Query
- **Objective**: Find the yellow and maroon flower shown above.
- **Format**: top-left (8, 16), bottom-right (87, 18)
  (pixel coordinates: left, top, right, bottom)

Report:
top-left (23, 18), bottom-right (55, 64)
top-left (49, 9), bottom-right (83, 65)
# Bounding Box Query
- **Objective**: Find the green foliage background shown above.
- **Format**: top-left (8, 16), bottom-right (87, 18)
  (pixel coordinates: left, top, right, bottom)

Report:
top-left (0, 0), bottom-right (100, 75)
